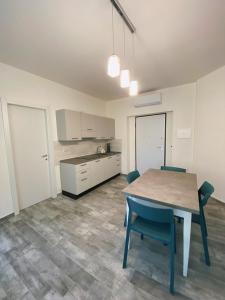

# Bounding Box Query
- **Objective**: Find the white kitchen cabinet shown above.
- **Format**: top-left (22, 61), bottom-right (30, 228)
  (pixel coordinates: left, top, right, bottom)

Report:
top-left (95, 117), bottom-right (115, 139)
top-left (56, 109), bottom-right (81, 141)
top-left (56, 109), bottom-right (115, 141)
top-left (112, 154), bottom-right (121, 175)
top-left (106, 118), bottom-right (115, 139)
top-left (104, 156), bottom-right (115, 179)
top-left (60, 154), bottom-right (121, 197)
top-left (81, 113), bottom-right (97, 138)
top-left (95, 116), bottom-right (106, 139)
top-left (60, 161), bottom-right (92, 195)
top-left (91, 159), bottom-right (105, 186)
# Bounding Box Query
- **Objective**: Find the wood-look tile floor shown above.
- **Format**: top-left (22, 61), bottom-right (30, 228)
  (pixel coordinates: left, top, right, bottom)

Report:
top-left (0, 175), bottom-right (225, 300)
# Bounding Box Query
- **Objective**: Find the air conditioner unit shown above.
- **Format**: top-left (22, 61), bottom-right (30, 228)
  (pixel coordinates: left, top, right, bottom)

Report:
top-left (133, 92), bottom-right (161, 107)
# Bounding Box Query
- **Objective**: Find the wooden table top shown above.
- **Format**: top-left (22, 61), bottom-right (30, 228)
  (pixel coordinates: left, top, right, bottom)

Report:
top-left (123, 169), bottom-right (199, 213)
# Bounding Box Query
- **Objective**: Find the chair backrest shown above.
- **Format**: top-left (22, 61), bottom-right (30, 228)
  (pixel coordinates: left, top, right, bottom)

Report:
top-left (127, 196), bottom-right (174, 224)
top-left (161, 166), bottom-right (186, 173)
top-left (127, 170), bottom-right (140, 184)
top-left (198, 181), bottom-right (214, 207)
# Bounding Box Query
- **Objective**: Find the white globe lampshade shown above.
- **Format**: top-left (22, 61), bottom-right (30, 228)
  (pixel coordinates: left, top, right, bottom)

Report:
top-left (129, 80), bottom-right (138, 96)
top-left (107, 55), bottom-right (120, 78)
top-left (120, 69), bottom-right (130, 88)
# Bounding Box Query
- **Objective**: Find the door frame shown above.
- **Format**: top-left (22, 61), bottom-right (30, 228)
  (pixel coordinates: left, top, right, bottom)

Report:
top-left (135, 112), bottom-right (167, 170)
top-left (0, 97), bottom-right (57, 215)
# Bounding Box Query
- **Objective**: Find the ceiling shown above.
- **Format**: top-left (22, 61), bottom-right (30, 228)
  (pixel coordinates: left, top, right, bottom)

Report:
top-left (0, 0), bottom-right (225, 100)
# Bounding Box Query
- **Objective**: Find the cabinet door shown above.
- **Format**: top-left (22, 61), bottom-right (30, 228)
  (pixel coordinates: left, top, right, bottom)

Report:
top-left (91, 159), bottom-right (105, 186)
top-left (112, 154), bottom-right (121, 175)
top-left (66, 110), bottom-right (82, 141)
top-left (81, 113), bottom-right (97, 138)
top-left (56, 110), bottom-right (81, 141)
top-left (96, 117), bottom-right (115, 139)
top-left (95, 116), bottom-right (106, 139)
top-left (106, 118), bottom-right (115, 139)
top-left (104, 156), bottom-right (115, 179)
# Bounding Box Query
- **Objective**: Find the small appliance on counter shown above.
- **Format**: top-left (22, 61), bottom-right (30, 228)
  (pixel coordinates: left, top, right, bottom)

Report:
top-left (106, 143), bottom-right (111, 153)
top-left (97, 145), bottom-right (106, 154)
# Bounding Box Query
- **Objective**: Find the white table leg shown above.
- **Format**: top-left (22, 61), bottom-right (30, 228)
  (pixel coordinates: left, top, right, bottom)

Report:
top-left (183, 211), bottom-right (192, 277)
top-left (126, 201), bottom-right (131, 249)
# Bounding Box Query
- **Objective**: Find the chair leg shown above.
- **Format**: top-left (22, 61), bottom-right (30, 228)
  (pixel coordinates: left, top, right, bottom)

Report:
top-left (124, 213), bottom-right (127, 227)
top-left (169, 241), bottom-right (175, 294)
top-left (123, 228), bottom-right (131, 268)
top-left (200, 216), bottom-right (210, 266)
top-left (202, 211), bottom-right (208, 237)
top-left (174, 225), bottom-right (177, 254)
top-left (141, 233), bottom-right (144, 240)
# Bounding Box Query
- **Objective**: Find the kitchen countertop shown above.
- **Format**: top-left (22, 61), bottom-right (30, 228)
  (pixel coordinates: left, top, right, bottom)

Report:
top-left (60, 152), bottom-right (121, 165)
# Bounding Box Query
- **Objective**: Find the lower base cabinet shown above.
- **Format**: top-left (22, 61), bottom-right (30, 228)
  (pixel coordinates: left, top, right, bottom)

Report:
top-left (60, 154), bottom-right (121, 197)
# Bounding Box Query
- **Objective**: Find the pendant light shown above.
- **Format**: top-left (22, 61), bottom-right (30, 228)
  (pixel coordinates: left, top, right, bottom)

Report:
top-left (129, 80), bottom-right (138, 96)
top-left (120, 23), bottom-right (130, 88)
top-left (129, 35), bottom-right (138, 96)
top-left (107, 4), bottom-right (120, 78)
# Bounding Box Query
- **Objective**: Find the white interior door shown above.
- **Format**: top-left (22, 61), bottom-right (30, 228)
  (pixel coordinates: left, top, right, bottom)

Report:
top-left (136, 114), bottom-right (166, 174)
top-left (8, 105), bottom-right (51, 209)
top-left (0, 104), bottom-right (14, 218)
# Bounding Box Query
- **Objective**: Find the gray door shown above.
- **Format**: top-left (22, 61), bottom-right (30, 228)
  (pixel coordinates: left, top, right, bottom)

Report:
top-left (136, 114), bottom-right (166, 174)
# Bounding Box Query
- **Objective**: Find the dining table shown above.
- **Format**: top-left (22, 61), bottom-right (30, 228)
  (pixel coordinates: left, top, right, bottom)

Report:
top-left (122, 168), bottom-right (199, 277)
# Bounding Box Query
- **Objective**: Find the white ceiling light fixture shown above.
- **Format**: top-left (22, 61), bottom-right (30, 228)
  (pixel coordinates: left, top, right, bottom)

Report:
top-left (129, 35), bottom-right (138, 96)
top-left (120, 23), bottom-right (130, 88)
top-left (107, 54), bottom-right (120, 78)
top-left (120, 69), bottom-right (130, 88)
top-left (107, 4), bottom-right (120, 78)
top-left (108, 0), bottom-right (138, 95)
top-left (129, 80), bottom-right (138, 96)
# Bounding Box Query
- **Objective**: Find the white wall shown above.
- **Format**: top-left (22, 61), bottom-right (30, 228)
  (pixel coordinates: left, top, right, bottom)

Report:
top-left (106, 83), bottom-right (196, 174)
top-left (194, 66), bottom-right (225, 202)
top-left (0, 62), bottom-right (106, 215)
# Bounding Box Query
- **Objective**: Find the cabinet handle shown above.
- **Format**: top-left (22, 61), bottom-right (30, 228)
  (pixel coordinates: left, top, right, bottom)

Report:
top-left (72, 137), bottom-right (79, 140)
top-left (81, 178), bottom-right (87, 181)
top-left (80, 170), bottom-right (87, 174)
top-left (81, 163), bottom-right (87, 166)
top-left (87, 128), bottom-right (93, 131)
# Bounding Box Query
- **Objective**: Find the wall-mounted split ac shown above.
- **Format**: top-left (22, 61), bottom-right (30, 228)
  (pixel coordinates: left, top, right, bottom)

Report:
top-left (133, 92), bottom-right (162, 107)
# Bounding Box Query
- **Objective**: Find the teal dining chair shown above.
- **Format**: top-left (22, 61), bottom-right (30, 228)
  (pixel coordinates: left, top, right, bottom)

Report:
top-left (161, 166), bottom-right (186, 173)
top-left (127, 170), bottom-right (140, 184)
top-left (124, 170), bottom-right (140, 227)
top-left (192, 181), bottom-right (214, 266)
top-left (123, 196), bottom-right (176, 294)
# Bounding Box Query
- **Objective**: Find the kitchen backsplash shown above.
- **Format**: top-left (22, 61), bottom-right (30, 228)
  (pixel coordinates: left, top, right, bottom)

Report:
top-left (54, 140), bottom-right (107, 165)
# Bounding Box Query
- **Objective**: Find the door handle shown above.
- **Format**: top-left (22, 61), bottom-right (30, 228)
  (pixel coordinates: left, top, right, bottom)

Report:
top-left (41, 154), bottom-right (48, 158)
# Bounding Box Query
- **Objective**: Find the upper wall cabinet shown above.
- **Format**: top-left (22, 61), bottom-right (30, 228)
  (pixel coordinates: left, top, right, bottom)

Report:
top-left (107, 118), bottom-right (115, 139)
top-left (56, 110), bottom-right (115, 141)
top-left (81, 113), bottom-right (97, 138)
top-left (96, 117), bottom-right (115, 139)
top-left (56, 109), bottom-right (82, 141)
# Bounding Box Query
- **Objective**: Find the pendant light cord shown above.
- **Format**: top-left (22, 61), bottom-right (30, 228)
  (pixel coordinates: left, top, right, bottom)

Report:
top-left (132, 33), bottom-right (135, 75)
top-left (123, 21), bottom-right (125, 58)
top-left (112, 4), bottom-right (115, 54)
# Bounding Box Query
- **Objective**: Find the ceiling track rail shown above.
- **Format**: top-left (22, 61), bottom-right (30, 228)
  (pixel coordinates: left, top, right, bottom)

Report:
top-left (111, 0), bottom-right (136, 34)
